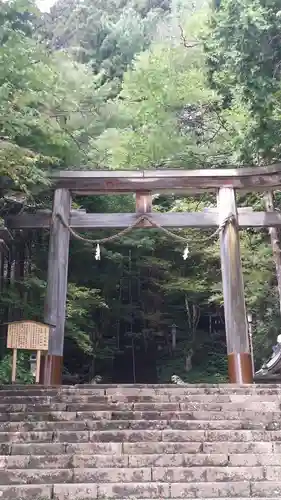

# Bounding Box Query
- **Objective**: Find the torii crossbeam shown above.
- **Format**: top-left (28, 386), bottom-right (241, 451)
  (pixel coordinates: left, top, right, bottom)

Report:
top-left (6, 165), bottom-right (281, 386)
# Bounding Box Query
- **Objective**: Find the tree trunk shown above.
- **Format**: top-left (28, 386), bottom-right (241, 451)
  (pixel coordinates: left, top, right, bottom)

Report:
top-left (264, 191), bottom-right (281, 315)
top-left (14, 237), bottom-right (25, 320)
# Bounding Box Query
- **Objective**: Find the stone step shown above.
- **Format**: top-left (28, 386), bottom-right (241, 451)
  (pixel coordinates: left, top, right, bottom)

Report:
top-left (2, 410), bottom-right (281, 426)
top-left (2, 452), bottom-right (281, 469)
top-left (0, 488), bottom-right (278, 500)
top-left (3, 382), bottom-right (281, 388)
top-left (128, 453), bottom-right (281, 467)
top-left (203, 441), bottom-right (276, 454)
top-left (3, 409), bottom-right (281, 422)
top-left (0, 487), bottom-right (278, 500)
top-left (121, 441), bottom-right (276, 455)
top-left (47, 481), bottom-right (262, 498)
top-left (1, 428), bottom-right (281, 444)
top-left (2, 384), bottom-right (281, 395)
top-left (1, 384), bottom-right (281, 499)
top-left (8, 440), bottom-right (277, 455)
top-left (1, 465), bottom-right (281, 484)
top-left (94, 481), bottom-right (278, 498)
top-left (0, 430), bottom-right (276, 448)
top-left (3, 393), bottom-right (281, 403)
top-left (1, 401), bottom-right (280, 412)
top-left (0, 419), bottom-right (279, 432)
top-left (0, 485), bottom-right (52, 499)
top-left (0, 411), bottom-right (77, 422)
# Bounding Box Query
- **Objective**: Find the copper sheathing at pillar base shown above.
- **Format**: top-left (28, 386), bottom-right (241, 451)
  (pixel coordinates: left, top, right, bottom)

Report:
top-left (228, 352), bottom-right (253, 384)
top-left (39, 355), bottom-right (63, 385)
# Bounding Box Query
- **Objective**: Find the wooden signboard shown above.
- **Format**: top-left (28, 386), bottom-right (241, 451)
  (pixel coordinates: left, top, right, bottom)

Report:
top-left (7, 321), bottom-right (50, 383)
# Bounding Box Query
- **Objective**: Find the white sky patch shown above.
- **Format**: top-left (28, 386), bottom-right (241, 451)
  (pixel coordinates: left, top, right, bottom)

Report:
top-left (36, 0), bottom-right (56, 12)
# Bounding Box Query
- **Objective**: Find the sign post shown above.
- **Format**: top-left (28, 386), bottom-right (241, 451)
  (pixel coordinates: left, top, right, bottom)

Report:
top-left (7, 321), bottom-right (50, 383)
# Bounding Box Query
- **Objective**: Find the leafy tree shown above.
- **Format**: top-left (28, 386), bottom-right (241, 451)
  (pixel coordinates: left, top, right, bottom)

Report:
top-left (205, 0), bottom-right (281, 163)
top-left (41, 0), bottom-right (169, 90)
top-left (205, 0), bottom-right (281, 364)
top-left (92, 8), bottom-right (230, 170)
top-left (0, 0), bottom-right (100, 198)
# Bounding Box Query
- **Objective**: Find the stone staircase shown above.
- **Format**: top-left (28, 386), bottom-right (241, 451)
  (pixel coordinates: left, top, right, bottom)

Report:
top-left (0, 384), bottom-right (281, 499)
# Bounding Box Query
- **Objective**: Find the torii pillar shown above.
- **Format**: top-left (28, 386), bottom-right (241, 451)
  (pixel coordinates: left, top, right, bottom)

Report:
top-left (40, 188), bottom-right (71, 385)
top-left (218, 187), bottom-right (253, 383)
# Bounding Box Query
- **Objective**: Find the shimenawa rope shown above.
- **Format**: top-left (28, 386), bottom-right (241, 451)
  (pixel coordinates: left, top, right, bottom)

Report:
top-left (56, 212), bottom-right (236, 261)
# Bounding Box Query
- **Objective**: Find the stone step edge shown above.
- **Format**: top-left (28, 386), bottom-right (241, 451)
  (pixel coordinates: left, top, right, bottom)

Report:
top-left (4, 395), bottom-right (281, 400)
top-left (3, 383), bottom-right (281, 388)
top-left (0, 481), bottom-right (278, 497)
top-left (0, 484), bottom-right (278, 500)
top-left (1, 428), bottom-right (281, 438)
top-left (2, 397), bottom-right (281, 405)
top-left (3, 401), bottom-right (281, 406)
top-left (1, 419), bottom-right (280, 428)
top-left (3, 409), bottom-right (281, 414)
top-left (7, 442), bottom-right (280, 455)
top-left (2, 411), bottom-right (281, 423)
top-left (0, 468), bottom-right (280, 482)
top-left (2, 452), bottom-right (281, 467)
top-left (0, 464), bottom-right (281, 478)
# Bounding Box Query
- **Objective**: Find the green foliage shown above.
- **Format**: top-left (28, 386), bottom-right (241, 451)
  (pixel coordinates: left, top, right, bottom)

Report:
top-left (0, 0), bottom-right (102, 196)
top-left (0, 352), bottom-right (33, 384)
top-left (66, 283), bottom-right (108, 355)
top-left (41, 0), bottom-right (169, 90)
top-left (92, 9), bottom-right (228, 169)
top-left (205, 0), bottom-right (281, 162)
top-left (157, 336), bottom-right (228, 383)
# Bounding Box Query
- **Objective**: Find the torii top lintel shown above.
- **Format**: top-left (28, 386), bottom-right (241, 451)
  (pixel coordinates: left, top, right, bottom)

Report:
top-left (52, 164), bottom-right (281, 194)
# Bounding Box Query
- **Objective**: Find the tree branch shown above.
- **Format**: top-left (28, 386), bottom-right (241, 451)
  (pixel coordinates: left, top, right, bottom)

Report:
top-left (178, 24), bottom-right (200, 49)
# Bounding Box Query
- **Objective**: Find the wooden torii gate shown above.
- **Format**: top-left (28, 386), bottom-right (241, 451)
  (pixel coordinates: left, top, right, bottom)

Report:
top-left (6, 165), bottom-right (281, 386)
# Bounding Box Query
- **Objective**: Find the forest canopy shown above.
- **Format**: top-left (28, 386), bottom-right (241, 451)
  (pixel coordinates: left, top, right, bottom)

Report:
top-left (0, 0), bottom-right (280, 384)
